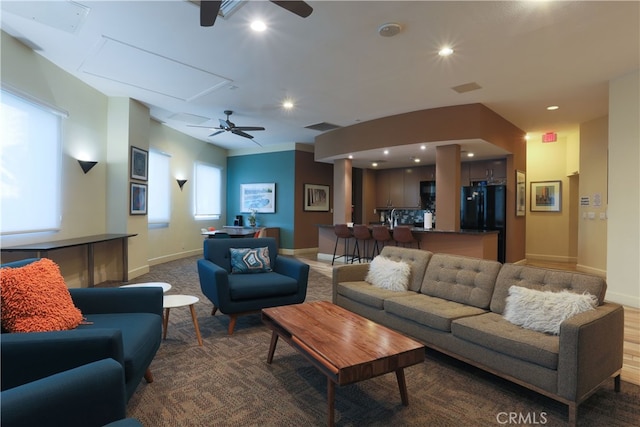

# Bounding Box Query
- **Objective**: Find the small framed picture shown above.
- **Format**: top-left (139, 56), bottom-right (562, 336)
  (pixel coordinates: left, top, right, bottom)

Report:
top-left (304, 184), bottom-right (330, 212)
top-left (130, 146), bottom-right (148, 181)
top-left (240, 183), bottom-right (276, 213)
top-left (130, 182), bottom-right (147, 215)
top-left (531, 180), bottom-right (561, 212)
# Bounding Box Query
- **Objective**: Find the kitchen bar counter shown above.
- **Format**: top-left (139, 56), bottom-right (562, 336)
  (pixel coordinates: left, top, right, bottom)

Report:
top-left (316, 224), bottom-right (498, 261)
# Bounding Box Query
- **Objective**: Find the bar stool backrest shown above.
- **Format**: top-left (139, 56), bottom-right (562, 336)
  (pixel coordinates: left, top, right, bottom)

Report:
top-left (352, 224), bottom-right (372, 240)
top-left (392, 226), bottom-right (415, 243)
top-left (372, 225), bottom-right (392, 242)
top-left (334, 224), bottom-right (352, 238)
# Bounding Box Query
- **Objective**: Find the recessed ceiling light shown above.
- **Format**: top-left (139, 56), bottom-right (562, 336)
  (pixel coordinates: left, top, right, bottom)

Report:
top-left (250, 20), bottom-right (266, 32)
top-left (348, 154), bottom-right (353, 159)
top-left (438, 46), bottom-right (454, 56)
top-left (372, 162), bottom-right (378, 167)
top-left (467, 152), bottom-right (474, 157)
top-left (420, 145), bottom-right (426, 150)
top-left (383, 150), bottom-right (389, 155)
top-left (282, 100), bottom-right (294, 109)
top-left (414, 158), bottom-right (421, 163)
top-left (547, 105), bottom-right (559, 111)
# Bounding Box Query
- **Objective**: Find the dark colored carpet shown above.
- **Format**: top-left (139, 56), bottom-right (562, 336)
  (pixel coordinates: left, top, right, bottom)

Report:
top-left (123, 255), bottom-right (639, 426)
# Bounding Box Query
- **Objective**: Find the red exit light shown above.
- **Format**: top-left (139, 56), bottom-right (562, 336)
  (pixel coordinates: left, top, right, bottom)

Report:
top-left (542, 132), bottom-right (557, 143)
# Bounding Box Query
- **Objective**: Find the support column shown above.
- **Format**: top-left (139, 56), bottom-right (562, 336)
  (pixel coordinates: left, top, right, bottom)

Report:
top-left (333, 158), bottom-right (352, 224)
top-left (435, 145), bottom-right (461, 231)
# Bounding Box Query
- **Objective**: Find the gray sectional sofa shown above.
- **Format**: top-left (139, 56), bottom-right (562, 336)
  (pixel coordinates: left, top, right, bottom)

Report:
top-left (332, 246), bottom-right (624, 427)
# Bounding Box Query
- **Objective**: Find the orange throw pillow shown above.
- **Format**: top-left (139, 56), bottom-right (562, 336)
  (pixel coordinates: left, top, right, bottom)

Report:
top-left (1, 258), bottom-right (83, 333)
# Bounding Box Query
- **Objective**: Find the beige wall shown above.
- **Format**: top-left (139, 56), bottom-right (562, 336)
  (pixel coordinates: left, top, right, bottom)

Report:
top-left (1, 32), bottom-right (226, 286)
top-left (577, 117), bottom-right (608, 275)
top-left (607, 70), bottom-right (640, 308)
top-left (525, 134), bottom-right (578, 262)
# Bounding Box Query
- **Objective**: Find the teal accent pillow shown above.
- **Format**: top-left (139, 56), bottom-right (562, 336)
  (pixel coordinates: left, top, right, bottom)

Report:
top-left (230, 247), bottom-right (272, 274)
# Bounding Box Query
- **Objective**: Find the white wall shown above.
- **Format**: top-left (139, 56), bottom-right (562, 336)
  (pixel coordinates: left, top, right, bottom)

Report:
top-left (607, 70), bottom-right (640, 308)
top-left (1, 32), bottom-right (227, 286)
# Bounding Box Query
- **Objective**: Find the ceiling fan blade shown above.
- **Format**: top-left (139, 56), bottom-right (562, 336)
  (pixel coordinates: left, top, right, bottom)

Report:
top-left (209, 130), bottom-right (225, 137)
top-left (200, 0), bottom-right (222, 27)
top-left (233, 126), bottom-right (265, 131)
top-left (232, 129), bottom-right (255, 139)
top-left (270, 1), bottom-right (313, 18)
top-left (187, 125), bottom-right (222, 129)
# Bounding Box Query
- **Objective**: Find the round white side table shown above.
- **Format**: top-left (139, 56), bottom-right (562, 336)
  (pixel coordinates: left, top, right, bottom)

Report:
top-left (162, 294), bottom-right (203, 346)
top-left (120, 282), bottom-right (172, 293)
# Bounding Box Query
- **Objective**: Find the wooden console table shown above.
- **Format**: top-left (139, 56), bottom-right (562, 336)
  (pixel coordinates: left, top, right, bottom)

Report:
top-left (1, 233), bottom-right (137, 287)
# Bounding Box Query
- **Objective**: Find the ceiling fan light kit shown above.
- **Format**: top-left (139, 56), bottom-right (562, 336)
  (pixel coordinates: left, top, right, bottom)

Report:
top-left (200, 0), bottom-right (312, 27)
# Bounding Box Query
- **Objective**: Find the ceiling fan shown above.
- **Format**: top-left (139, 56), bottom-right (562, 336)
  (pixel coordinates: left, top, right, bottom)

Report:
top-left (199, 0), bottom-right (313, 27)
top-left (189, 110), bottom-right (266, 144)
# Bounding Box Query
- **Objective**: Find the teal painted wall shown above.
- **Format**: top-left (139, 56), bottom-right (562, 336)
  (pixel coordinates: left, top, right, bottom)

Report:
top-left (227, 151), bottom-right (295, 248)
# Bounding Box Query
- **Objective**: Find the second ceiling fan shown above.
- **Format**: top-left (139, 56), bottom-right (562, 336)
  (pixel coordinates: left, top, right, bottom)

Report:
top-left (189, 110), bottom-right (265, 143)
top-left (200, 1), bottom-right (313, 27)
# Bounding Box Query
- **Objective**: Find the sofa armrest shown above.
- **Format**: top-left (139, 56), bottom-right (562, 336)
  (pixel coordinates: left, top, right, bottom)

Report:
top-left (1, 358), bottom-right (130, 427)
top-left (1, 329), bottom-right (125, 391)
top-left (332, 264), bottom-right (371, 303)
top-left (70, 287), bottom-right (163, 316)
top-left (273, 256), bottom-right (310, 294)
top-left (557, 302), bottom-right (624, 400)
top-left (197, 258), bottom-right (231, 309)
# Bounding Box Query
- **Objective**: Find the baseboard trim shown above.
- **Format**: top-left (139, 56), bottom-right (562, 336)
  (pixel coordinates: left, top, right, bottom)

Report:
top-left (280, 247), bottom-right (318, 256)
top-left (525, 253), bottom-right (578, 263)
top-left (576, 264), bottom-right (606, 278)
top-left (148, 249), bottom-right (202, 266)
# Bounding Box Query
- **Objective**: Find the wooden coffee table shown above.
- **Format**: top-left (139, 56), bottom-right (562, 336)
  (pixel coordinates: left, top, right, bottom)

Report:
top-left (262, 301), bottom-right (425, 426)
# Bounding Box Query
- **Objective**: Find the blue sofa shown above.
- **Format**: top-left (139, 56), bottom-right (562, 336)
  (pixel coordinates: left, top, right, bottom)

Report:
top-left (1, 358), bottom-right (142, 427)
top-left (197, 237), bottom-right (309, 334)
top-left (1, 258), bottom-right (163, 402)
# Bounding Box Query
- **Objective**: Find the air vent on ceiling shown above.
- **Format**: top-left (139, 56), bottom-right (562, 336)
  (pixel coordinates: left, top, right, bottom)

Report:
top-left (305, 122), bottom-right (341, 132)
top-left (452, 82), bottom-right (482, 94)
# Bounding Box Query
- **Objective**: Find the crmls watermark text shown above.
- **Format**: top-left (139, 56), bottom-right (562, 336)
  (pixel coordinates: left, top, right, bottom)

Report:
top-left (496, 412), bottom-right (548, 425)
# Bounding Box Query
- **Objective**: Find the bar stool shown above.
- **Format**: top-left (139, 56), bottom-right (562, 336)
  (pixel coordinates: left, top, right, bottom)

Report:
top-left (393, 226), bottom-right (420, 249)
top-left (372, 225), bottom-right (394, 257)
top-left (332, 224), bottom-right (353, 265)
top-left (351, 224), bottom-right (374, 263)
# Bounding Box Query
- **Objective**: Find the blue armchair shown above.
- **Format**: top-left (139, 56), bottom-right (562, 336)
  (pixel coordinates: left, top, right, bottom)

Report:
top-left (197, 237), bottom-right (309, 334)
top-left (1, 258), bottom-right (163, 402)
top-left (1, 358), bottom-right (141, 427)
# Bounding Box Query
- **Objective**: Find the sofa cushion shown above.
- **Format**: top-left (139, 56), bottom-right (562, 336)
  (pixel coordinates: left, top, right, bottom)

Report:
top-left (0, 258), bottom-right (83, 333)
top-left (365, 256), bottom-right (411, 291)
top-left (384, 294), bottom-right (487, 332)
top-left (336, 281), bottom-right (415, 309)
top-left (379, 247), bottom-right (432, 292)
top-left (230, 247), bottom-right (272, 274)
top-left (420, 253), bottom-right (502, 309)
top-left (503, 285), bottom-right (597, 335)
top-left (228, 272), bottom-right (298, 301)
top-left (452, 312), bottom-right (559, 370)
top-left (491, 264), bottom-right (607, 314)
top-left (80, 313), bottom-right (161, 382)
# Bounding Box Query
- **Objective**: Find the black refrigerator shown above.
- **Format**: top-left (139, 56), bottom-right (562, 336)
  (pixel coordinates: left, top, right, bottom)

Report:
top-left (461, 185), bottom-right (506, 263)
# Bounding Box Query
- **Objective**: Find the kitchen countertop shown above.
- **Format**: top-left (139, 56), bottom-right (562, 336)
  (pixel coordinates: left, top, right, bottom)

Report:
top-left (315, 224), bottom-right (499, 234)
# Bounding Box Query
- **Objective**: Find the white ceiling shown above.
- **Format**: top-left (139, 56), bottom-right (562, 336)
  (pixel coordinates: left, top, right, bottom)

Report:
top-left (2, 1), bottom-right (638, 168)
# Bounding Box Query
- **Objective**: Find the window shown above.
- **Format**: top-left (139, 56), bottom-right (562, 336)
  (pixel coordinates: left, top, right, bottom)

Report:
top-left (1, 88), bottom-right (64, 235)
top-left (194, 162), bottom-right (222, 219)
top-left (148, 150), bottom-right (171, 225)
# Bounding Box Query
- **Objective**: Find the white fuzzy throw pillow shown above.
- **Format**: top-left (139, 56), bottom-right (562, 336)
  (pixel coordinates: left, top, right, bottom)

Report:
top-left (365, 256), bottom-right (411, 292)
top-left (503, 286), bottom-right (598, 335)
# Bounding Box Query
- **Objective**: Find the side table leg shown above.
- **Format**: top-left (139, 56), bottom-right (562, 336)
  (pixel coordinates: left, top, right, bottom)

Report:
top-left (327, 378), bottom-right (335, 427)
top-left (163, 308), bottom-right (170, 340)
top-left (189, 304), bottom-right (204, 346)
top-left (395, 368), bottom-right (409, 406)
top-left (266, 331), bottom-right (279, 364)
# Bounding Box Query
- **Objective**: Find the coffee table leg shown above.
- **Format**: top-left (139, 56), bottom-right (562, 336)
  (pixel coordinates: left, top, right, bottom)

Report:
top-left (266, 331), bottom-right (279, 364)
top-left (163, 308), bottom-right (170, 340)
top-left (188, 304), bottom-right (204, 346)
top-left (395, 368), bottom-right (409, 406)
top-left (327, 378), bottom-right (335, 427)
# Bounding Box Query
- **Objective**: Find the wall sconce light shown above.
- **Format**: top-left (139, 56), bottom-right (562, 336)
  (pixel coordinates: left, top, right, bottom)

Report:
top-left (78, 160), bottom-right (98, 174)
top-left (176, 179), bottom-right (188, 190)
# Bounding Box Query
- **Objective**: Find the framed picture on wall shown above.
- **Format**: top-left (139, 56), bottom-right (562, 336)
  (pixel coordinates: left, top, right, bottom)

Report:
top-left (304, 184), bottom-right (330, 211)
top-left (530, 180), bottom-right (561, 212)
top-left (130, 146), bottom-right (148, 181)
top-left (516, 170), bottom-right (526, 216)
top-left (240, 183), bottom-right (276, 213)
top-left (130, 182), bottom-right (147, 215)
